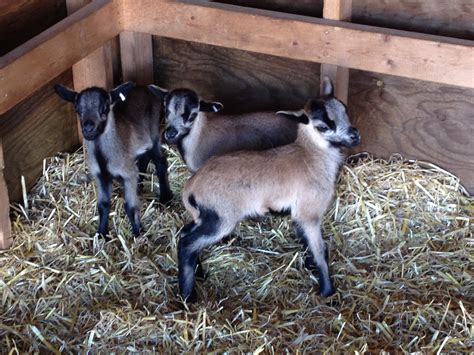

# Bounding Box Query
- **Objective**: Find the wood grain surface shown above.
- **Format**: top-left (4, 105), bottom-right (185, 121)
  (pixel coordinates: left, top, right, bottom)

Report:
top-left (0, 0), bottom-right (66, 56)
top-left (0, 0), bottom-right (121, 115)
top-left (153, 37), bottom-right (321, 114)
top-left (129, 0), bottom-right (474, 89)
top-left (0, 138), bottom-right (12, 249)
top-left (0, 71), bottom-right (79, 202)
top-left (352, 0), bottom-right (474, 40)
top-left (120, 31), bottom-right (154, 85)
top-left (349, 70), bottom-right (474, 192)
top-left (321, 0), bottom-right (352, 104)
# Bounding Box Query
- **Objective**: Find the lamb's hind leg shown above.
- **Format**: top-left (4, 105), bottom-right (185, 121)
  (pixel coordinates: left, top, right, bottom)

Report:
top-left (121, 173), bottom-right (142, 236)
top-left (151, 142), bottom-right (173, 205)
top-left (137, 151), bottom-right (152, 190)
top-left (178, 209), bottom-right (232, 301)
top-left (294, 218), bottom-right (335, 297)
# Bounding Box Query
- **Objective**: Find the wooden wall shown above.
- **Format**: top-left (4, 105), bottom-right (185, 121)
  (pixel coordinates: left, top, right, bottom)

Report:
top-left (0, 0), bottom-right (79, 202)
top-left (154, 0), bottom-right (473, 193)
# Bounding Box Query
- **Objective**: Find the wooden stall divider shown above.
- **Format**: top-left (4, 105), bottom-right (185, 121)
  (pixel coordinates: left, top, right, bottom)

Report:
top-left (320, 0), bottom-right (352, 103)
top-left (66, 0), bottom-right (115, 142)
top-left (120, 31), bottom-right (154, 85)
top-left (0, 138), bottom-right (12, 250)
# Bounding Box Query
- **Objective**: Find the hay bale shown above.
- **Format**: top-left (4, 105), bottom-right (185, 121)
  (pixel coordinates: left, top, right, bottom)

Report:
top-left (0, 147), bottom-right (472, 353)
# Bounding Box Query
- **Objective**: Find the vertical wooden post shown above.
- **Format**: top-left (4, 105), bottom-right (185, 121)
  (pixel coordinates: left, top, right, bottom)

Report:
top-left (119, 31), bottom-right (154, 85)
top-left (66, 0), bottom-right (114, 142)
top-left (0, 138), bottom-right (12, 250)
top-left (320, 0), bottom-right (352, 103)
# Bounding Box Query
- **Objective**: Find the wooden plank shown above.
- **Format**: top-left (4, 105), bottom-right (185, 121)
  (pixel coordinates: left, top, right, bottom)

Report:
top-left (153, 36), bottom-right (321, 113)
top-left (0, 0), bottom-right (122, 115)
top-left (120, 31), bottom-right (154, 85)
top-left (66, 0), bottom-right (114, 142)
top-left (0, 138), bottom-right (12, 250)
top-left (349, 70), bottom-right (474, 194)
top-left (0, 0), bottom-right (67, 56)
top-left (352, 0), bottom-right (474, 40)
top-left (124, 0), bottom-right (474, 89)
top-left (0, 71), bottom-right (79, 203)
top-left (321, 0), bottom-right (352, 103)
top-left (66, 0), bottom-right (114, 90)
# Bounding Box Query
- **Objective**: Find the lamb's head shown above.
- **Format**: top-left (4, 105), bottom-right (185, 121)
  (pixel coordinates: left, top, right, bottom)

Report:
top-left (148, 85), bottom-right (223, 144)
top-left (277, 77), bottom-right (360, 148)
top-left (55, 82), bottom-right (135, 141)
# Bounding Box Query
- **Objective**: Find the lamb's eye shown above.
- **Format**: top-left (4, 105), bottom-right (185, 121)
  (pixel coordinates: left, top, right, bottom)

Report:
top-left (317, 125), bottom-right (329, 132)
top-left (188, 112), bottom-right (198, 121)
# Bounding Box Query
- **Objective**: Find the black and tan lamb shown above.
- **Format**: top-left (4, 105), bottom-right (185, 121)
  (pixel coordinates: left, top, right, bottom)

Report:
top-left (55, 82), bottom-right (172, 238)
top-left (148, 85), bottom-right (299, 173)
top-left (177, 77), bottom-right (361, 300)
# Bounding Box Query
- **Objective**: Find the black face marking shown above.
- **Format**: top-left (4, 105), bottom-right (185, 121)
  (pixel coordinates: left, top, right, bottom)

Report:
top-left (73, 88), bottom-right (111, 140)
top-left (309, 100), bottom-right (336, 130)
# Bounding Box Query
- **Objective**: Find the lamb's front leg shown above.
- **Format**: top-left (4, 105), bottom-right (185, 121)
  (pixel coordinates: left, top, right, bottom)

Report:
top-left (121, 173), bottom-right (142, 236)
top-left (95, 173), bottom-right (112, 238)
top-left (294, 218), bottom-right (335, 297)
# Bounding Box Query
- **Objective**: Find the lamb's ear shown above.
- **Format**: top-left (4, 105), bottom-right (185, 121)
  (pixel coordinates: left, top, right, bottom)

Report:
top-left (148, 84), bottom-right (169, 100)
top-left (276, 109), bottom-right (310, 124)
top-left (111, 81), bottom-right (136, 104)
top-left (321, 76), bottom-right (333, 96)
top-left (199, 100), bottom-right (223, 113)
top-left (54, 84), bottom-right (77, 103)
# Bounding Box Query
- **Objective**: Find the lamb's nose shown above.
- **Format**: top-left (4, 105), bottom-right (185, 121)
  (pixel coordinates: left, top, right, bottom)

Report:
top-left (165, 127), bottom-right (178, 140)
top-left (83, 120), bottom-right (95, 134)
top-left (348, 127), bottom-right (360, 144)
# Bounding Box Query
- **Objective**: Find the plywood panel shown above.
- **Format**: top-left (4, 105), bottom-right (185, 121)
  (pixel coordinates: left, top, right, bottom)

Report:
top-left (0, 71), bottom-right (79, 202)
top-left (120, 31), bottom-right (154, 85)
top-left (0, 0), bottom-right (66, 56)
top-left (352, 0), bottom-right (474, 40)
top-left (153, 37), bottom-right (321, 114)
top-left (129, 1), bottom-right (473, 89)
top-left (349, 70), bottom-right (474, 193)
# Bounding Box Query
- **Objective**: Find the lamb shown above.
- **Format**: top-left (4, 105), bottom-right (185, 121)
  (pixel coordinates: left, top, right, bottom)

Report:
top-left (55, 82), bottom-right (172, 237)
top-left (177, 78), bottom-right (360, 300)
top-left (148, 85), bottom-right (298, 173)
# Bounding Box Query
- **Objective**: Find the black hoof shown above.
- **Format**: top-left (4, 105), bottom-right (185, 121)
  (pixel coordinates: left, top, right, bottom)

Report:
top-left (180, 287), bottom-right (198, 303)
top-left (195, 260), bottom-right (206, 280)
top-left (159, 192), bottom-right (173, 206)
top-left (94, 232), bottom-right (111, 241)
top-left (131, 223), bottom-right (143, 237)
top-left (320, 283), bottom-right (336, 297)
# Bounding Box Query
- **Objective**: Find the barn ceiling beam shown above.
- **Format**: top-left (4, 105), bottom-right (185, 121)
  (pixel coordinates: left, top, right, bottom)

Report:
top-left (125, 0), bottom-right (473, 89)
top-left (0, 0), bottom-right (473, 115)
top-left (0, 0), bottom-right (122, 115)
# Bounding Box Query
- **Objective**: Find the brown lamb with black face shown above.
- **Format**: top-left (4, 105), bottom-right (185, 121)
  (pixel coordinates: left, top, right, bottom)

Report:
top-left (148, 85), bottom-right (299, 173)
top-left (55, 82), bottom-right (172, 238)
top-left (177, 77), bottom-right (361, 301)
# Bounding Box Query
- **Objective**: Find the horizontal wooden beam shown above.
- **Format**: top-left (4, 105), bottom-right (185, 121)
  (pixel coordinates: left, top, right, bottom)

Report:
top-left (124, 0), bottom-right (474, 89)
top-left (0, 0), bottom-right (122, 114)
top-left (1, 0), bottom-right (473, 116)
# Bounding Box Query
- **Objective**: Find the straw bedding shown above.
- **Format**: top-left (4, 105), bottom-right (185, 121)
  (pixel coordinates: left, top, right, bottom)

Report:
top-left (0, 147), bottom-right (472, 353)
